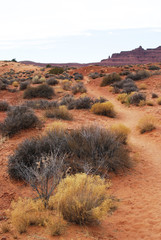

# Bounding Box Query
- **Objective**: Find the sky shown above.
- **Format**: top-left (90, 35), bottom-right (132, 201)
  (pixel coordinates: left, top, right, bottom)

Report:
top-left (1, 0), bottom-right (161, 63)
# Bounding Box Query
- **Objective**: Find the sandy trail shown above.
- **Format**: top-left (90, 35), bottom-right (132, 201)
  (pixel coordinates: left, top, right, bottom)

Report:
top-left (83, 76), bottom-right (161, 240)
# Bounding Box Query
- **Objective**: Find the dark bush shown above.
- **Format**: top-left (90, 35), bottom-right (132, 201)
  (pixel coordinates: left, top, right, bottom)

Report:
top-left (129, 93), bottom-right (146, 105)
top-left (0, 80), bottom-right (7, 90)
top-left (19, 81), bottom-right (29, 90)
top-left (127, 70), bottom-right (150, 81)
top-left (88, 72), bottom-right (100, 79)
top-left (73, 73), bottom-right (83, 80)
top-left (70, 97), bottom-right (93, 109)
top-left (71, 82), bottom-right (87, 94)
top-left (67, 125), bottom-right (131, 174)
top-left (152, 93), bottom-right (158, 98)
top-left (0, 106), bottom-right (41, 137)
top-left (112, 78), bottom-right (138, 94)
top-left (8, 130), bottom-right (69, 180)
top-left (59, 95), bottom-right (75, 107)
top-left (120, 70), bottom-right (130, 76)
top-left (8, 125), bottom-right (131, 180)
top-left (48, 67), bottom-right (64, 75)
top-left (0, 101), bottom-right (9, 111)
top-left (148, 65), bottom-right (160, 70)
top-left (23, 84), bottom-right (55, 99)
top-left (100, 73), bottom-right (121, 86)
top-left (46, 78), bottom-right (59, 86)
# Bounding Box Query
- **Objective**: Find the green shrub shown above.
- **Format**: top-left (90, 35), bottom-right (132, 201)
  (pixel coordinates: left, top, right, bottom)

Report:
top-left (54, 173), bottom-right (113, 225)
top-left (23, 84), bottom-right (54, 99)
top-left (100, 73), bottom-right (121, 86)
top-left (91, 102), bottom-right (116, 118)
top-left (48, 67), bottom-right (64, 75)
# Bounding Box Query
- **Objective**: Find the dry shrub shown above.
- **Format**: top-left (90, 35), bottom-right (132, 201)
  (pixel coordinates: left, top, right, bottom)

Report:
top-left (12, 81), bottom-right (19, 87)
top-left (100, 72), bottom-right (121, 86)
top-left (47, 216), bottom-right (67, 236)
top-left (61, 80), bottom-right (71, 91)
top-left (45, 105), bottom-right (73, 120)
top-left (0, 105), bottom-right (41, 137)
top-left (110, 123), bottom-right (130, 144)
top-left (127, 70), bottom-right (150, 81)
top-left (23, 84), bottom-right (54, 99)
top-left (10, 198), bottom-right (47, 233)
top-left (71, 82), bottom-right (87, 94)
top-left (129, 92), bottom-right (146, 106)
top-left (91, 102), bottom-right (116, 118)
top-left (54, 173), bottom-right (113, 225)
top-left (157, 97), bottom-right (161, 105)
top-left (137, 115), bottom-right (156, 134)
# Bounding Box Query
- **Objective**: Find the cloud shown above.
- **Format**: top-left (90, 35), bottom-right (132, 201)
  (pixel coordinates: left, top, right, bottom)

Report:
top-left (1, 0), bottom-right (161, 41)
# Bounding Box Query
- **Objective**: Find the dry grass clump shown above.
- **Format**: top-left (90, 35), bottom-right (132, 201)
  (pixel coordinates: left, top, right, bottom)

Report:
top-left (100, 72), bottom-right (121, 86)
top-left (139, 83), bottom-right (147, 90)
top-left (10, 198), bottom-right (46, 233)
top-left (110, 123), bottom-right (130, 144)
top-left (54, 173), bottom-right (113, 225)
top-left (46, 121), bottom-right (67, 133)
top-left (12, 81), bottom-right (19, 87)
top-left (45, 105), bottom-right (73, 120)
top-left (146, 100), bottom-right (154, 106)
top-left (47, 216), bottom-right (67, 236)
top-left (137, 115), bottom-right (157, 134)
top-left (117, 93), bottom-right (128, 104)
top-left (91, 102), bottom-right (116, 118)
top-left (157, 97), bottom-right (161, 105)
top-left (23, 84), bottom-right (54, 99)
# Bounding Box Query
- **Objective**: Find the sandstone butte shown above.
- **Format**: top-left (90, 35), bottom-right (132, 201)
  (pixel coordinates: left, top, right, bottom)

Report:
top-left (20, 46), bottom-right (161, 67)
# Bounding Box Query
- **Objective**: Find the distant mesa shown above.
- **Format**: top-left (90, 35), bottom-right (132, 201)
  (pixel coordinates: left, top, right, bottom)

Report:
top-left (101, 46), bottom-right (161, 65)
top-left (20, 46), bottom-right (161, 67)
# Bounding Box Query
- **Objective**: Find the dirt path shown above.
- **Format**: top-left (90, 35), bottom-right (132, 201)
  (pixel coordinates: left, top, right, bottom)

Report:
top-left (83, 76), bottom-right (161, 240)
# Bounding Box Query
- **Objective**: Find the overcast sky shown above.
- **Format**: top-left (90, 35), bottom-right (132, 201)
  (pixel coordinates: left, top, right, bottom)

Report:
top-left (1, 0), bottom-right (161, 63)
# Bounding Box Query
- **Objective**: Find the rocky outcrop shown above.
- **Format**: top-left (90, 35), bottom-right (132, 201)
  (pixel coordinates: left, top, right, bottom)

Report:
top-left (101, 46), bottom-right (161, 65)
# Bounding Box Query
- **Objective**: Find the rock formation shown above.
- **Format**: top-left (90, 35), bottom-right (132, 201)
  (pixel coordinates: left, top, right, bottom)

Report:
top-left (101, 46), bottom-right (161, 65)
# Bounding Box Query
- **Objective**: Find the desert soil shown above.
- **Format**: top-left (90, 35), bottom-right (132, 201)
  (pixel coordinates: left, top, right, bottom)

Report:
top-left (0, 63), bottom-right (161, 239)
